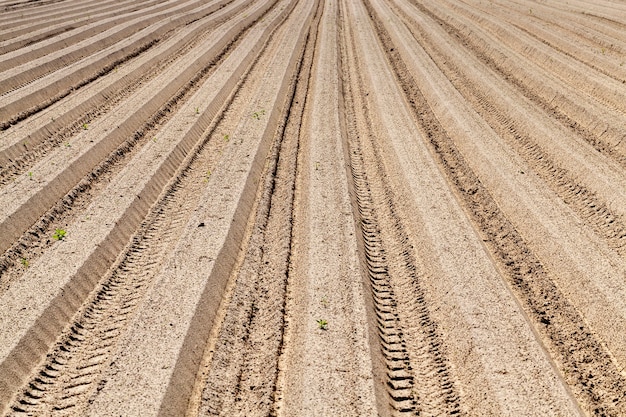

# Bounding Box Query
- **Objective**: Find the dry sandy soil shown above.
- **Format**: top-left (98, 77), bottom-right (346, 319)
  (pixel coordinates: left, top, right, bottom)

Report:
top-left (1, 0), bottom-right (626, 415)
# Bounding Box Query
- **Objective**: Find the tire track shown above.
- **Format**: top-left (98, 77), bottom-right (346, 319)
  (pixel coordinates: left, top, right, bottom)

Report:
top-left (4, 1), bottom-right (626, 415)
top-left (0, 0), bottom-right (235, 128)
top-left (79, 0), bottom-right (318, 413)
top-left (0, 0), bottom-right (240, 184)
top-left (269, 2), bottom-right (378, 413)
top-left (430, 0), bottom-right (626, 118)
top-left (195, 2), bottom-right (321, 415)
top-left (0, 3), bottom-right (172, 64)
top-left (0, 0), bottom-right (199, 92)
top-left (8, 178), bottom-right (197, 415)
top-left (365, 1), bottom-right (626, 414)
top-left (0, 0), bottom-right (262, 295)
top-left (480, 0), bottom-right (626, 48)
top-left (411, 0), bottom-right (626, 172)
top-left (0, 0), bottom-right (277, 263)
top-left (339, 2), bottom-right (461, 415)
top-left (1, 0), bottom-right (66, 13)
top-left (0, 0), bottom-right (121, 37)
top-left (0, 39), bottom-right (157, 129)
top-left (0, 2), bottom-right (288, 406)
top-left (387, 1), bottom-right (626, 256)
top-left (2, 0), bottom-right (299, 413)
top-left (0, 0), bottom-right (136, 44)
top-left (459, 0), bottom-right (626, 84)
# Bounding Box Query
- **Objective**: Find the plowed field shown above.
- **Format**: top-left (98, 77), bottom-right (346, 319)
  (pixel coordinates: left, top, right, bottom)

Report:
top-left (1, 0), bottom-right (626, 415)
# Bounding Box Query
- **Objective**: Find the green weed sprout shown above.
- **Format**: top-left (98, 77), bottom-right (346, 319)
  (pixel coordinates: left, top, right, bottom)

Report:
top-left (53, 228), bottom-right (66, 241)
top-left (20, 258), bottom-right (29, 268)
top-left (317, 319), bottom-right (328, 330)
top-left (82, 123), bottom-right (88, 130)
top-left (252, 109), bottom-right (266, 120)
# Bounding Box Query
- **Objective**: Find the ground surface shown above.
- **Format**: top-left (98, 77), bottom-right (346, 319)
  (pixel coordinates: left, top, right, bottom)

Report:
top-left (1, 0), bottom-right (626, 415)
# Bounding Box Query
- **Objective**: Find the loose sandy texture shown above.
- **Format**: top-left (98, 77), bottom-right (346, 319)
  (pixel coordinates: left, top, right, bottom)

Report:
top-left (1, 0), bottom-right (626, 416)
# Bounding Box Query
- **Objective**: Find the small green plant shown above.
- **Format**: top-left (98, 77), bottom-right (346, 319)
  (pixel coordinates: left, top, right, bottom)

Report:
top-left (204, 170), bottom-right (211, 182)
top-left (601, 47), bottom-right (606, 55)
top-left (20, 258), bottom-right (29, 268)
top-left (28, 171), bottom-right (33, 179)
top-left (82, 123), bottom-right (88, 130)
top-left (223, 134), bottom-right (230, 142)
top-left (65, 142), bottom-right (71, 147)
top-left (316, 319), bottom-right (328, 330)
top-left (53, 228), bottom-right (66, 241)
top-left (252, 109), bottom-right (266, 120)
top-left (315, 162), bottom-right (320, 171)
top-left (195, 106), bottom-right (199, 115)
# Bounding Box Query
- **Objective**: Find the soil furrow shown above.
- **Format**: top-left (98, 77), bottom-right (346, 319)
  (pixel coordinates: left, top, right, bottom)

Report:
top-left (0, 0), bottom-right (200, 91)
top-left (559, 0), bottom-right (626, 24)
top-left (0, 0), bottom-right (234, 127)
top-left (412, 0), bottom-right (626, 171)
top-left (365, 0), bottom-right (626, 414)
top-left (0, 0), bottom-right (139, 44)
top-left (0, 39), bottom-right (158, 130)
top-left (0, 0), bottom-right (204, 70)
top-left (0, 0), bottom-right (277, 260)
top-left (339, 2), bottom-right (461, 415)
top-left (387, 1), bottom-right (626, 256)
top-left (7, 93), bottom-right (227, 415)
top-left (271, 1), bottom-right (378, 414)
top-left (340, 1), bottom-right (584, 415)
top-left (0, 0), bottom-right (241, 186)
top-left (2, 0), bottom-right (626, 415)
top-left (459, 0), bottom-right (626, 84)
top-left (0, 0), bottom-right (104, 17)
top-left (0, 0), bottom-right (289, 410)
top-left (343, 92), bottom-right (459, 416)
top-left (0, 0), bottom-right (126, 38)
top-left (193, 2), bottom-right (320, 415)
top-left (80, 0), bottom-right (315, 414)
top-left (1, 0), bottom-right (66, 13)
top-left (476, 0), bottom-right (626, 51)
top-left (430, 0), bottom-right (626, 118)
top-left (0, 0), bottom-right (165, 57)
top-left (0, 0), bottom-right (260, 292)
